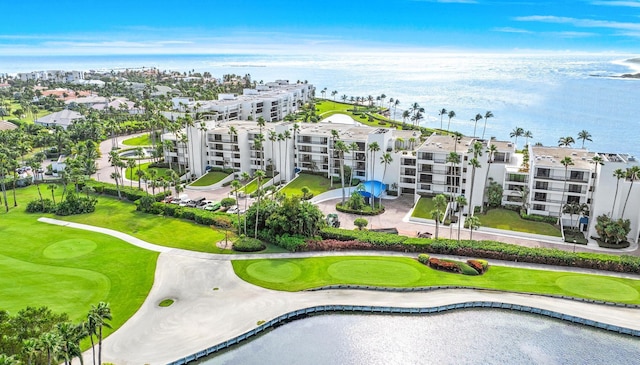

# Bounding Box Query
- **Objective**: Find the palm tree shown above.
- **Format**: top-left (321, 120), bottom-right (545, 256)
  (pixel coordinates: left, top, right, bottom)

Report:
top-left (393, 99), bottom-right (400, 120)
top-left (523, 130), bottom-right (533, 147)
top-left (456, 195), bottom-right (467, 242)
top-left (446, 151), bottom-right (461, 236)
top-left (277, 133), bottom-right (285, 184)
top-left (368, 142), bottom-right (380, 209)
top-left (472, 113), bottom-right (483, 137)
top-left (126, 159), bottom-right (136, 188)
top-left (466, 215), bottom-right (481, 240)
top-left (329, 129), bottom-right (339, 187)
top-left (228, 126), bottom-right (238, 175)
top-left (611, 168), bottom-right (626, 215)
top-left (431, 194), bottom-right (447, 239)
top-left (380, 152), bottom-right (393, 182)
top-left (335, 140), bottom-right (350, 206)
top-left (468, 141), bottom-right (483, 216)
top-left (481, 144), bottom-right (498, 213)
top-left (47, 183), bottom-right (58, 204)
top-left (559, 156), bottom-right (574, 222)
top-left (481, 111), bottom-right (494, 139)
top-left (577, 130), bottom-right (592, 149)
top-left (39, 331), bottom-right (61, 365)
top-left (268, 131), bottom-right (277, 177)
top-left (349, 141), bottom-right (359, 181)
top-left (22, 338), bottom-right (40, 365)
top-left (589, 155), bottom-right (604, 220)
top-left (241, 172), bottom-right (251, 234)
top-left (87, 302), bottom-right (112, 365)
top-left (135, 147), bottom-right (145, 188)
top-left (147, 169), bottom-right (158, 195)
top-left (401, 110), bottom-right (410, 128)
top-left (108, 151), bottom-right (123, 199)
top-left (253, 169), bottom-right (266, 238)
top-left (621, 166), bottom-right (640, 218)
top-left (510, 127), bottom-right (524, 146)
top-left (446, 110), bottom-right (456, 131)
top-left (558, 136), bottom-right (575, 147)
top-left (438, 108), bottom-right (447, 130)
top-left (292, 122), bottom-right (300, 167)
top-left (283, 129), bottom-right (292, 183)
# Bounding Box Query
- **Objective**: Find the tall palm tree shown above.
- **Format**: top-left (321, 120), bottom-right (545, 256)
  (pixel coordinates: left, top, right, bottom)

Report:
top-left (510, 127), bottom-right (524, 146)
top-left (523, 130), bottom-right (533, 147)
top-left (126, 158), bottom-right (136, 188)
top-left (446, 151), bottom-right (461, 237)
top-left (47, 183), bottom-right (58, 204)
top-left (481, 144), bottom-right (498, 213)
top-left (228, 126), bottom-right (238, 174)
top-left (456, 195), bottom-right (467, 242)
top-left (466, 215), bottom-right (481, 240)
top-left (268, 131), bottom-right (277, 177)
top-left (431, 194), bottom-right (447, 239)
top-left (277, 133), bottom-right (285, 184)
top-left (329, 129), bottom-right (339, 187)
top-left (335, 140), bottom-right (350, 206)
top-left (472, 113), bottom-right (483, 137)
top-left (393, 99), bottom-right (400, 120)
top-left (611, 168), bottom-right (626, 215)
top-left (559, 156), bottom-right (574, 222)
top-left (621, 166), bottom-right (640, 218)
top-left (135, 147), bottom-right (145, 189)
top-left (292, 122), bottom-right (300, 167)
top-left (447, 110), bottom-right (456, 131)
top-left (558, 136), bottom-right (575, 147)
top-left (253, 169), bottom-right (266, 238)
top-left (481, 111), bottom-right (494, 140)
top-left (22, 338), bottom-right (40, 365)
top-left (108, 151), bottom-right (123, 199)
top-left (468, 141), bottom-right (483, 216)
top-left (401, 110), bottom-right (410, 128)
top-left (39, 331), bottom-right (61, 365)
top-left (349, 141), bottom-right (359, 182)
top-left (283, 130), bottom-right (292, 183)
top-left (88, 302), bottom-right (112, 365)
top-left (438, 108), bottom-right (447, 130)
top-left (577, 130), bottom-right (592, 149)
top-left (380, 152), bottom-right (393, 182)
top-left (589, 155), bottom-right (604, 221)
top-left (368, 142), bottom-right (380, 209)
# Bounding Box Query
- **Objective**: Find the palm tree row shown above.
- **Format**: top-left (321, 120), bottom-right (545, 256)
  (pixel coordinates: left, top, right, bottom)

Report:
top-left (558, 130), bottom-right (593, 148)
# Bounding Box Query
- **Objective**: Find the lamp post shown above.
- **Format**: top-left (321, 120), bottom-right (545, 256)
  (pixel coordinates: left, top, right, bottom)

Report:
top-left (573, 239), bottom-right (577, 253)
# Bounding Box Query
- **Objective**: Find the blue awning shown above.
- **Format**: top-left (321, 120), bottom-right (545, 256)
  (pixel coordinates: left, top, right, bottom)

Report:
top-left (357, 180), bottom-right (386, 198)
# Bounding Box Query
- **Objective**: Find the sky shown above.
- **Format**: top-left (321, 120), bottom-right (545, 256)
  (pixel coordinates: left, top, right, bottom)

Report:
top-left (1, 0), bottom-right (639, 55)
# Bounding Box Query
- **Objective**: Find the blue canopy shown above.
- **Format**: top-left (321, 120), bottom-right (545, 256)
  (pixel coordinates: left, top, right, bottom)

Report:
top-left (357, 180), bottom-right (386, 198)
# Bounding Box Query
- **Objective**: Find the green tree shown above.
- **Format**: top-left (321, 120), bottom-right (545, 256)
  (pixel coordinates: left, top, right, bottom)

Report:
top-left (510, 127), bottom-right (524, 146)
top-left (621, 166), bottom-right (640, 219)
top-left (334, 140), bottom-right (350, 206)
top-left (354, 217), bottom-right (368, 230)
top-left (559, 156), bottom-right (574, 221)
top-left (558, 136), bottom-right (575, 147)
top-left (481, 144), bottom-right (498, 213)
top-left (468, 141), bottom-right (482, 216)
top-left (253, 169), bottom-right (266, 238)
top-left (367, 142), bottom-right (380, 209)
top-left (456, 195), bottom-right (467, 242)
top-left (472, 113), bottom-right (483, 137)
top-left (438, 108), bottom-right (447, 130)
top-left (431, 194), bottom-right (447, 239)
top-left (87, 302), bottom-right (111, 365)
top-left (465, 215), bottom-right (481, 240)
top-left (577, 130), bottom-right (592, 149)
top-left (481, 111), bottom-right (494, 140)
top-left (611, 168), bottom-right (626, 216)
top-left (446, 110), bottom-right (456, 131)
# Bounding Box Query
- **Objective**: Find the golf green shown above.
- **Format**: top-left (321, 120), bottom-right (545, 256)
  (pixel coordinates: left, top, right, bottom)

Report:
top-left (246, 261), bottom-right (302, 283)
top-left (43, 239), bottom-right (98, 259)
top-left (556, 276), bottom-right (639, 302)
top-left (327, 260), bottom-right (422, 286)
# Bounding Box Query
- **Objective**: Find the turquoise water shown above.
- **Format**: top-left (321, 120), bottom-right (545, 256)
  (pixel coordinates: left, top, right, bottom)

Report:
top-left (199, 310), bottom-right (640, 365)
top-left (2, 53), bottom-right (638, 156)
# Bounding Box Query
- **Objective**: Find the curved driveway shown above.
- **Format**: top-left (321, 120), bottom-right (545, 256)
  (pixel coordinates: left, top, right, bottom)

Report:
top-left (41, 218), bottom-right (640, 365)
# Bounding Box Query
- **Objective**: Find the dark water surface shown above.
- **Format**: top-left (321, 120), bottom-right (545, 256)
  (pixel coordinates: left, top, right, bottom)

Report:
top-left (199, 310), bottom-right (639, 365)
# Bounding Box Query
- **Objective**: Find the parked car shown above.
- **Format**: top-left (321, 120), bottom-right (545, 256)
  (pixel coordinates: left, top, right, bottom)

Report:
top-left (196, 200), bottom-right (213, 209)
top-left (204, 201), bottom-right (222, 211)
top-left (226, 205), bottom-right (239, 214)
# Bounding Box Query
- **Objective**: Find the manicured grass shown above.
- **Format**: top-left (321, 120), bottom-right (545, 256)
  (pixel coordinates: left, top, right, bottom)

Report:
top-left (478, 208), bottom-right (562, 237)
top-left (0, 186), bottom-right (158, 338)
top-left (7, 102), bottom-right (53, 124)
top-left (122, 134), bottom-right (152, 146)
top-left (190, 171), bottom-right (230, 187)
top-left (411, 197), bottom-right (437, 218)
top-left (280, 173), bottom-right (334, 197)
top-left (125, 161), bottom-right (178, 181)
top-left (59, 194), bottom-right (232, 254)
top-left (242, 178), bottom-right (267, 194)
top-left (232, 256), bottom-right (640, 303)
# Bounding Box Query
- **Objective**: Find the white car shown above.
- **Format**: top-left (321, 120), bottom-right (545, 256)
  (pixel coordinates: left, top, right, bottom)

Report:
top-left (227, 205), bottom-right (239, 214)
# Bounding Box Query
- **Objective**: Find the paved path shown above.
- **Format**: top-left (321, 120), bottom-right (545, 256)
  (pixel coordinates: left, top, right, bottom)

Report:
top-left (40, 218), bottom-right (640, 365)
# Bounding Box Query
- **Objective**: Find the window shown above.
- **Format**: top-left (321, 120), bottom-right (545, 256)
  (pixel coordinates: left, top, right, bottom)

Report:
top-left (567, 195), bottom-right (580, 204)
top-left (534, 192), bottom-right (546, 202)
top-left (568, 184), bottom-right (582, 193)
top-left (570, 171), bottom-right (585, 181)
top-left (536, 168), bottom-right (550, 178)
top-left (533, 204), bottom-right (545, 211)
top-left (535, 181), bottom-right (548, 190)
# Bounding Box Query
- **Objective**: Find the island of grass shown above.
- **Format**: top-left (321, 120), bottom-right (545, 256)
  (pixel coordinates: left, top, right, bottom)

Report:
top-left (190, 170), bottom-right (230, 187)
top-left (279, 172), bottom-right (334, 198)
top-left (0, 186), bottom-right (157, 339)
top-left (125, 161), bottom-right (180, 181)
top-left (411, 196), bottom-right (437, 218)
top-left (478, 208), bottom-right (561, 237)
top-left (232, 256), bottom-right (640, 304)
top-left (122, 134), bottom-right (152, 146)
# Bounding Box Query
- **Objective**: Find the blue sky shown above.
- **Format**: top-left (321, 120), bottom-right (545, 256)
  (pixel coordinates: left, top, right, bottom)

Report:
top-left (1, 0), bottom-right (639, 55)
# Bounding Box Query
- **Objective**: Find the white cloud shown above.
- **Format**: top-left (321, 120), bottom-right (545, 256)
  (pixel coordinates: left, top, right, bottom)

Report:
top-left (515, 15), bottom-right (640, 32)
top-left (591, 0), bottom-right (640, 7)
top-left (493, 27), bottom-right (533, 34)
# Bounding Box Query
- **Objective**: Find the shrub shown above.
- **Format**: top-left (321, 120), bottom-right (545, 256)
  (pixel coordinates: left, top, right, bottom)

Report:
top-left (274, 234), bottom-right (308, 252)
top-left (232, 237), bottom-right (266, 252)
top-left (221, 197), bottom-right (236, 208)
top-left (466, 259), bottom-right (487, 274)
top-left (417, 254), bottom-right (430, 264)
top-left (428, 257), bottom-right (460, 273)
top-left (458, 262), bottom-right (480, 276)
top-left (26, 199), bottom-right (55, 213)
top-left (353, 218), bottom-right (368, 230)
top-left (520, 212), bottom-right (557, 224)
top-left (53, 194), bottom-right (97, 216)
top-left (212, 215), bottom-right (233, 228)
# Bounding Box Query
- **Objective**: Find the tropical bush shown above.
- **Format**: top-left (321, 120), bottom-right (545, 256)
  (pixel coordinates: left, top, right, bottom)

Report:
top-left (318, 227), bottom-right (640, 274)
top-left (51, 193), bottom-right (97, 216)
top-left (232, 237), bottom-right (266, 252)
top-left (417, 254), bottom-right (430, 264)
top-left (594, 214), bottom-right (630, 245)
top-left (353, 218), bottom-right (368, 230)
top-left (26, 198), bottom-right (55, 213)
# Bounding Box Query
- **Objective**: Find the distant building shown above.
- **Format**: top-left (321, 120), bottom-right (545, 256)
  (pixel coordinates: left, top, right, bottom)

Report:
top-left (34, 110), bottom-right (84, 130)
top-left (17, 70), bottom-right (85, 83)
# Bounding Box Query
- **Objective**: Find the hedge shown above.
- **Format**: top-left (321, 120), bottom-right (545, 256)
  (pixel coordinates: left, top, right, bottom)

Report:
top-left (335, 203), bottom-right (385, 216)
top-left (86, 180), bottom-right (169, 202)
top-left (319, 227), bottom-right (640, 274)
top-left (136, 200), bottom-right (237, 229)
top-left (232, 237), bottom-right (266, 252)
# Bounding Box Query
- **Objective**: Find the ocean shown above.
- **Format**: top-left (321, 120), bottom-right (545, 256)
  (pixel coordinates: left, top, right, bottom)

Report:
top-left (2, 52), bottom-right (639, 157)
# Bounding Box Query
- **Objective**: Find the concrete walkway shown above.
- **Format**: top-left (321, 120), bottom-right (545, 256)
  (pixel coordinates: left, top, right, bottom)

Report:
top-left (40, 218), bottom-right (640, 365)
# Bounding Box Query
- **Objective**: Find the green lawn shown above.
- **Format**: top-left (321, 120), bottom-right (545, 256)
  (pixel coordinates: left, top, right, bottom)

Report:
top-left (0, 186), bottom-right (157, 337)
top-left (122, 134), bottom-right (152, 146)
top-left (60, 194), bottom-right (231, 254)
top-left (232, 256), bottom-right (640, 304)
top-left (280, 173), bottom-right (334, 197)
top-left (241, 178), bottom-right (267, 194)
top-left (125, 161), bottom-right (178, 181)
top-left (7, 102), bottom-right (53, 124)
top-left (411, 197), bottom-right (437, 218)
top-left (190, 171), bottom-right (230, 187)
top-left (479, 208), bottom-right (562, 237)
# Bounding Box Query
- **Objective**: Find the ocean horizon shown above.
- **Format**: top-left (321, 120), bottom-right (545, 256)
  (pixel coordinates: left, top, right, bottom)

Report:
top-left (3, 52), bottom-right (639, 158)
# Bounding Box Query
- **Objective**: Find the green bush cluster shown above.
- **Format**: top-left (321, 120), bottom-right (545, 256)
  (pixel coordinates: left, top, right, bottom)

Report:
top-left (136, 200), bottom-right (236, 229)
top-left (335, 203), bottom-right (385, 216)
top-left (417, 254), bottom-right (430, 264)
top-left (232, 237), bottom-right (266, 252)
top-left (87, 181), bottom-right (168, 202)
top-left (520, 211), bottom-right (557, 224)
top-left (26, 194), bottom-right (96, 216)
top-left (319, 227), bottom-right (640, 274)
